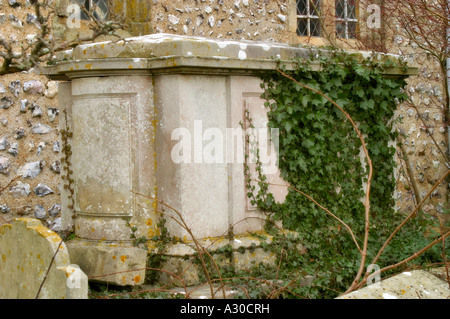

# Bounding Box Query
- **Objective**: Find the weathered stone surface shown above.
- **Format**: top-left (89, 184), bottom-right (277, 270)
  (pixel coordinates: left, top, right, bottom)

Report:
top-left (153, 231), bottom-right (299, 287)
top-left (66, 239), bottom-right (147, 286)
top-left (337, 270), bottom-right (450, 299)
top-left (0, 218), bottom-right (88, 299)
top-left (48, 34), bottom-right (416, 80)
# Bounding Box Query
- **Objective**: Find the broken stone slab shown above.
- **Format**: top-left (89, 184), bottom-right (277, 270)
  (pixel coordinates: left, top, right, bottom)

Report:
top-left (0, 218), bottom-right (88, 299)
top-left (337, 269), bottom-right (450, 299)
top-left (65, 238), bottom-right (147, 286)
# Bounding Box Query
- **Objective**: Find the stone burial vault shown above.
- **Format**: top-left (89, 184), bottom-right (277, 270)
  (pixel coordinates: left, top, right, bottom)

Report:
top-left (42, 33), bottom-right (415, 287)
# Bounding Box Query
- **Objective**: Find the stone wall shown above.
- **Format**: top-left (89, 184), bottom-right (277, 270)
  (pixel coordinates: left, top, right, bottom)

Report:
top-left (149, 0), bottom-right (292, 43)
top-left (0, 1), bottom-right (62, 232)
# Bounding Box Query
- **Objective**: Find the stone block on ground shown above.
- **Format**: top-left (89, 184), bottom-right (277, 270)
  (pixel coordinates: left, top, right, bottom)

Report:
top-left (0, 218), bottom-right (88, 299)
top-left (337, 269), bottom-right (450, 299)
top-left (66, 238), bottom-right (147, 286)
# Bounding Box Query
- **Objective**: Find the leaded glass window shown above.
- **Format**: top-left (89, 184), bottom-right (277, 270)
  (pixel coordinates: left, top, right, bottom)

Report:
top-left (296, 0), bottom-right (322, 37)
top-left (72, 0), bottom-right (109, 21)
top-left (335, 0), bottom-right (357, 39)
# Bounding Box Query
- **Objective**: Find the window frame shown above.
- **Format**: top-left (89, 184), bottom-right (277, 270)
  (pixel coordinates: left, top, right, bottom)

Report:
top-left (296, 0), bottom-right (322, 38)
top-left (293, 0), bottom-right (360, 46)
top-left (71, 0), bottom-right (109, 21)
top-left (335, 0), bottom-right (358, 40)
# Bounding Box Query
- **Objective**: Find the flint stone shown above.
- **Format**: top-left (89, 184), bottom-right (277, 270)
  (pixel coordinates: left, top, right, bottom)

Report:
top-left (0, 204), bottom-right (10, 214)
top-left (20, 99), bottom-right (29, 112)
top-left (8, 143), bottom-right (18, 157)
top-left (9, 14), bottom-right (23, 29)
top-left (0, 97), bottom-right (13, 109)
top-left (50, 217), bottom-right (62, 232)
top-left (15, 127), bottom-right (25, 139)
top-left (47, 107), bottom-right (59, 122)
top-left (0, 136), bottom-right (8, 150)
top-left (0, 14), bottom-right (6, 24)
top-left (44, 81), bottom-right (58, 98)
top-left (23, 80), bottom-right (44, 95)
top-left (0, 156), bottom-right (10, 174)
top-left (0, 83), bottom-right (5, 93)
top-left (168, 14), bottom-right (180, 25)
top-left (31, 123), bottom-right (52, 134)
top-left (53, 141), bottom-right (60, 152)
top-left (9, 181), bottom-right (31, 197)
top-left (14, 205), bottom-right (32, 216)
top-left (8, 0), bottom-right (20, 7)
top-left (0, 218), bottom-right (88, 299)
top-left (34, 204), bottom-right (46, 219)
top-left (26, 13), bottom-right (37, 24)
top-left (34, 183), bottom-right (54, 197)
top-left (31, 103), bottom-right (42, 117)
top-left (18, 160), bottom-right (43, 178)
top-left (50, 161), bottom-right (60, 173)
top-left (8, 80), bottom-right (21, 97)
top-left (48, 204), bottom-right (61, 217)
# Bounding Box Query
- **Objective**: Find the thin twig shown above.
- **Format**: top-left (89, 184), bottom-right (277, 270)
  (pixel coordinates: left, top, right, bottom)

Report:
top-left (35, 239), bottom-right (64, 299)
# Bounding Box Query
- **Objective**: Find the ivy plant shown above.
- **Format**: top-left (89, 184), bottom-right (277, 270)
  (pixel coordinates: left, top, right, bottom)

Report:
top-left (248, 49), bottom-right (446, 298)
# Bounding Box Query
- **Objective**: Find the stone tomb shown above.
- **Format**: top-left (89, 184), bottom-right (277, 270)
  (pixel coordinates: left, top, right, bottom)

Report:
top-left (0, 218), bottom-right (88, 299)
top-left (45, 34), bottom-right (415, 286)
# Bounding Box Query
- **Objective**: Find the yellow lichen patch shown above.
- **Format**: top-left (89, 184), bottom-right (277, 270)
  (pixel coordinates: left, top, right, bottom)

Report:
top-left (0, 224), bottom-right (11, 235)
top-left (148, 229), bottom-right (155, 238)
top-left (129, 65), bottom-right (134, 69)
top-left (112, 255), bottom-right (116, 260)
top-left (120, 255), bottom-right (127, 263)
top-left (183, 235), bottom-right (188, 243)
top-left (85, 64), bottom-right (93, 69)
top-left (401, 289), bottom-right (406, 295)
top-left (146, 219), bottom-right (153, 226)
top-left (1, 254), bottom-right (6, 263)
top-left (134, 275), bottom-right (141, 283)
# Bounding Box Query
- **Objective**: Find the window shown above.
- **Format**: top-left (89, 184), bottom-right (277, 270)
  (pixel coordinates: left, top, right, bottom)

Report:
top-left (72, 0), bottom-right (109, 20)
top-left (335, 0), bottom-right (357, 39)
top-left (296, 0), bottom-right (322, 37)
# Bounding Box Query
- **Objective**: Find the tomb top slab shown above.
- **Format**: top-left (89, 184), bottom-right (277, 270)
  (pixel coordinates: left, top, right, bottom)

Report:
top-left (46, 33), bottom-right (417, 80)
